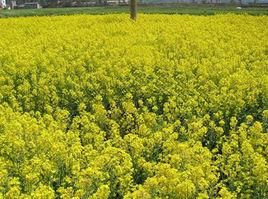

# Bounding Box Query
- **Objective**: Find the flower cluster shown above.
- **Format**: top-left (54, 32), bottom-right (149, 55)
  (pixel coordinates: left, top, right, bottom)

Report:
top-left (0, 14), bottom-right (267, 198)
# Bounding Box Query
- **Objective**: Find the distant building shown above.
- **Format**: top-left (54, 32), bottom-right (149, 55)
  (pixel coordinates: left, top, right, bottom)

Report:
top-left (118, 0), bottom-right (129, 4)
top-left (24, 2), bottom-right (42, 9)
top-left (106, 0), bottom-right (129, 4)
top-left (0, 0), bottom-right (6, 8)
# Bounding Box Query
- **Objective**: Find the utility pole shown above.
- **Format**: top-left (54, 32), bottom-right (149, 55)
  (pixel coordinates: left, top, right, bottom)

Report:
top-left (130, 0), bottom-right (137, 20)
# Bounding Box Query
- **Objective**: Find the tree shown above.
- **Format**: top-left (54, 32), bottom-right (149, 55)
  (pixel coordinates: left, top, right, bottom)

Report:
top-left (130, 0), bottom-right (137, 20)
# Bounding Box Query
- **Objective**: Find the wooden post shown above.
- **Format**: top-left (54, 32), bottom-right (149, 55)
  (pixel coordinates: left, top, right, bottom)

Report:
top-left (130, 0), bottom-right (137, 20)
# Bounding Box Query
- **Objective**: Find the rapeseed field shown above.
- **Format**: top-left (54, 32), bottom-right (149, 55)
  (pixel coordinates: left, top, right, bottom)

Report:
top-left (0, 14), bottom-right (267, 198)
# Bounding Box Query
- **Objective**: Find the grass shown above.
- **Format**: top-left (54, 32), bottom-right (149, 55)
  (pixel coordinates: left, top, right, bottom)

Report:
top-left (0, 4), bottom-right (268, 18)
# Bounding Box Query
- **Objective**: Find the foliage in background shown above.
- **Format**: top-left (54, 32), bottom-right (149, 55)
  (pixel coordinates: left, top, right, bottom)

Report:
top-left (0, 5), bottom-right (268, 18)
top-left (0, 14), bottom-right (267, 198)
